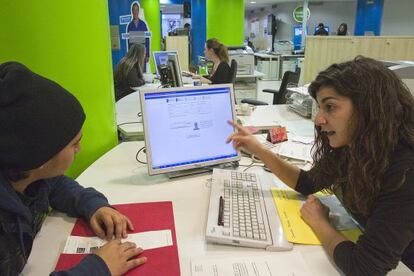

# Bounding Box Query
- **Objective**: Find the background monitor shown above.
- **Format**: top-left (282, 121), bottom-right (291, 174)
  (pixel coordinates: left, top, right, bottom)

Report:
top-left (153, 51), bottom-right (178, 76)
top-left (140, 84), bottom-right (240, 175)
top-left (168, 53), bottom-right (183, 87)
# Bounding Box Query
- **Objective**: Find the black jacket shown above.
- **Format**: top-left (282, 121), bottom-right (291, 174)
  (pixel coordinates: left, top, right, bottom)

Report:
top-left (296, 143), bottom-right (414, 275)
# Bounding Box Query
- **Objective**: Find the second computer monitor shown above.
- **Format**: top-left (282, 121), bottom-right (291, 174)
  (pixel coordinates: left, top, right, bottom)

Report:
top-left (153, 51), bottom-right (177, 76)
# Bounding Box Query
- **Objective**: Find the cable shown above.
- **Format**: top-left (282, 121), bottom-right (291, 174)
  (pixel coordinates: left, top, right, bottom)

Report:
top-left (135, 146), bottom-right (147, 164)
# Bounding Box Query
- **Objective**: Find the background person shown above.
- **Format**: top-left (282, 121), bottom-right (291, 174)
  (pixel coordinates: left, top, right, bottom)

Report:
top-left (191, 38), bottom-right (232, 84)
top-left (114, 43), bottom-right (146, 101)
top-left (0, 62), bottom-right (147, 275)
top-left (227, 56), bottom-right (414, 275)
top-left (314, 23), bottom-right (329, 36)
top-left (337, 23), bottom-right (348, 36)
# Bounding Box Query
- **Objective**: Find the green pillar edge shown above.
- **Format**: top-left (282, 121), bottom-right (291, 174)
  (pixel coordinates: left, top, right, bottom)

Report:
top-left (206, 0), bottom-right (245, 46)
top-left (141, 0), bottom-right (161, 73)
top-left (0, 1), bottom-right (118, 178)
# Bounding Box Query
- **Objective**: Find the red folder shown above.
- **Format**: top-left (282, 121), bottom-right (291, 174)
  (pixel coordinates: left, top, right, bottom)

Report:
top-left (54, 201), bottom-right (180, 276)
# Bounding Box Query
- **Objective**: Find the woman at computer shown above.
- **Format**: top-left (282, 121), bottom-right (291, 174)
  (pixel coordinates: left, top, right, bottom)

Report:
top-left (191, 38), bottom-right (232, 84)
top-left (227, 56), bottom-right (414, 275)
top-left (114, 43), bottom-right (146, 101)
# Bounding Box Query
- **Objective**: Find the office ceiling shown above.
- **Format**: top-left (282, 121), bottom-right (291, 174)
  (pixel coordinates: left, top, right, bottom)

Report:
top-left (245, 0), bottom-right (356, 10)
top-left (159, 0), bottom-right (357, 14)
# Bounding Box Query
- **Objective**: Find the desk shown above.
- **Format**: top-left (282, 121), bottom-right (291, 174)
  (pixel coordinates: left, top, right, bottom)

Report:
top-left (116, 83), bottom-right (161, 141)
top-left (234, 70), bottom-right (266, 104)
top-left (23, 139), bottom-right (410, 275)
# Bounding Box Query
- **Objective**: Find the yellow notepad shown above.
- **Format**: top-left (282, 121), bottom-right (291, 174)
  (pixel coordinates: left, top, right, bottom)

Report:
top-left (271, 188), bottom-right (362, 245)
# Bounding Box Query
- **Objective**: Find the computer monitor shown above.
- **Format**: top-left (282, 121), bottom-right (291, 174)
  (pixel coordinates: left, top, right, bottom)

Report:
top-left (168, 53), bottom-right (183, 87)
top-left (140, 84), bottom-right (240, 176)
top-left (153, 51), bottom-right (178, 76)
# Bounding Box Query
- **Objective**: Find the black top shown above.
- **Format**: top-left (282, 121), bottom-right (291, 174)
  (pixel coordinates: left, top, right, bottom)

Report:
top-left (114, 63), bottom-right (145, 102)
top-left (314, 28), bottom-right (329, 36)
top-left (295, 143), bottom-right (414, 275)
top-left (206, 61), bottom-right (232, 84)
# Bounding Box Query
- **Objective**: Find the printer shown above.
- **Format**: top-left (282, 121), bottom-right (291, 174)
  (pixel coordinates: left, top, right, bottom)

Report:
top-left (383, 60), bottom-right (414, 95)
top-left (228, 46), bottom-right (255, 75)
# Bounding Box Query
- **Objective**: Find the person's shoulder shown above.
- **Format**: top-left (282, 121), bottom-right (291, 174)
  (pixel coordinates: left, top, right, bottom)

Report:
top-left (219, 61), bottom-right (231, 69)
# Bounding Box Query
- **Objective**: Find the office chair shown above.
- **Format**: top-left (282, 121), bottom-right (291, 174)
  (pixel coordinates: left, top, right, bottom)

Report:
top-left (241, 70), bottom-right (300, 106)
top-left (230, 59), bottom-right (237, 85)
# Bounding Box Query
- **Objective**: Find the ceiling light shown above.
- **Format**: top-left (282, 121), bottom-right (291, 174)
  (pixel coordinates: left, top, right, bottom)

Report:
top-left (250, 1), bottom-right (256, 3)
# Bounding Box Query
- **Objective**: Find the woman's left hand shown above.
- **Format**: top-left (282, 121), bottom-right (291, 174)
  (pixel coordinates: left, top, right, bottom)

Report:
top-left (300, 195), bottom-right (330, 228)
top-left (90, 206), bottom-right (134, 240)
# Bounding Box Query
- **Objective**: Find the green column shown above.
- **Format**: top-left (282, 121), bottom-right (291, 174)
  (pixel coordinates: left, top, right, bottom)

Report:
top-left (0, 1), bottom-right (118, 178)
top-left (206, 0), bottom-right (244, 46)
top-left (141, 0), bottom-right (161, 73)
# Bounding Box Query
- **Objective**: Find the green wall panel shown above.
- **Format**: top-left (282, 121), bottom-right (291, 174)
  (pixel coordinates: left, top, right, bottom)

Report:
top-left (141, 0), bottom-right (161, 73)
top-left (206, 0), bottom-right (244, 46)
top-left (0, 0), bottom-right (118, 178)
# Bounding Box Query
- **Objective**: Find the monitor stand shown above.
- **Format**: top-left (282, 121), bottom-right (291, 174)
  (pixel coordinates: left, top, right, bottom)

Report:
top-left (167, 161), bottom-right (239, 179)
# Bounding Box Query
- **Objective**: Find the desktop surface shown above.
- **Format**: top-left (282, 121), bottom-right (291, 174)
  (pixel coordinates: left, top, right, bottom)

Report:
top-left (23, 141), bottom-right (411, 276)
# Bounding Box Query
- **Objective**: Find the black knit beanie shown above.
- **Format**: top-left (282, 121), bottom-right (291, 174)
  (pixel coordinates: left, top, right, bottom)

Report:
top-left (0, 62), bottom-right (86, 171)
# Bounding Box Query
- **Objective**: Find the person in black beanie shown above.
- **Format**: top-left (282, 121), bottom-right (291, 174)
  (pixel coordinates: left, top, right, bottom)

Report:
top-left (0, 62), bottom-right (147, 276)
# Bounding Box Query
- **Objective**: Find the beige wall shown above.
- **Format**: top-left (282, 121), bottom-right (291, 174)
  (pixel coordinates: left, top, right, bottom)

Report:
top-left (303, 36), bottom-right (414, 84)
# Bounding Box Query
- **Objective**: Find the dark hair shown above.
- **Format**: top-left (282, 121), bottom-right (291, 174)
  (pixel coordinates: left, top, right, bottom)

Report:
top-left (131, 2), bottom-right (139, 14)
top-left (206, 38), bottom-right (229, 63)
top-left (308, 56), bottom-right (414, 215)
top-left (318, 23), bottom-right (324, 28)
top-left (337, 23), bottom-right (348, 35)
top-left (114, 43), bottom-right (146, 84)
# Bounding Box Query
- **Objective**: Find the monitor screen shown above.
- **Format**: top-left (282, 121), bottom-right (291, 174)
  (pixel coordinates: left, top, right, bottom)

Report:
top-left (153, 51), bottom-right (178, 76)
top-left (168, 53), bottom-right (183, 87)
top-left (140, 84), bottom-right (240, 175)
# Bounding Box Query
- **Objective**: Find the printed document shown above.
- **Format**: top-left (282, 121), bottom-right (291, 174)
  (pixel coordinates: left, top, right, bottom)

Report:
top-left (191, 251), bottom-right (312, 276)
top-left (63, 229), bottom-right (172, 254)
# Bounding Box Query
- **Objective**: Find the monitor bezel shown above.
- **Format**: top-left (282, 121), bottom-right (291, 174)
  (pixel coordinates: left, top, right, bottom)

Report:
top-left (153, 50), bottom-right (178, 76)
top-left (140, 83), bottom-right (241, 175)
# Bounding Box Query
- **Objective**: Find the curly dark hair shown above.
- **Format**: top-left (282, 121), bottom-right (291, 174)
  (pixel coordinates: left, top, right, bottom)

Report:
top-left (308, 56), bottom-right (414, 215)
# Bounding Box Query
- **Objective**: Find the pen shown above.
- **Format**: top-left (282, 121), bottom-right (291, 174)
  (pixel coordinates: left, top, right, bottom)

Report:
top-left (218, 196), bottom-right (224, 226)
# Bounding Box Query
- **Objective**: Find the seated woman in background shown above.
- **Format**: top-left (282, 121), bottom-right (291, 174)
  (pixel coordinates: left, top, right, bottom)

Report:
top-left (337, 23), bottom-right (348, 36)
top-left (228, 56), bottom-right (414, 275)
top-left (114, 44), bottom-right (146, 101)
top-left (192, 38), bottom-right (232, 84)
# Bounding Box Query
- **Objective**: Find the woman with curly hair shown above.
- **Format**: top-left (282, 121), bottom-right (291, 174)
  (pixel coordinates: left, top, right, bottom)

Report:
top-left (227, 56), bottom-right (414, 275)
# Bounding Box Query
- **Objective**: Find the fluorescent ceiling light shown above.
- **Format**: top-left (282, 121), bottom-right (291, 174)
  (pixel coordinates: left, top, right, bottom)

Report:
top-left (250, 1), bottom-right (256, 3)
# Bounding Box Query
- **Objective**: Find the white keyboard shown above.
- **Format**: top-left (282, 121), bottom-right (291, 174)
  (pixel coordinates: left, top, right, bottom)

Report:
top-left (206, 168), bottom-right (274, 249)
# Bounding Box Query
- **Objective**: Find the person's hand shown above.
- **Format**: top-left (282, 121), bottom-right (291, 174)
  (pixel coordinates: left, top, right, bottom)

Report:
top-left (226, 120), bottom-right (266, 156)
top-left (94, 240), bottom-right (146, 276)
top-left (300, 195), bottom-right (330, 228)
top-left (90, 207), bottom-right (134, 240)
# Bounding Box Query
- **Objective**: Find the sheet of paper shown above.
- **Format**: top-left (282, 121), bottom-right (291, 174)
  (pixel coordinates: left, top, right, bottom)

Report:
top-left (271, 189), bottom-right (361, 245)
top-left (63, 229), bottom-right (173, 254)
top-left (278, 141), bottom-right (313, 162)
top-left (191, 251), bottom-right (312, 276)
